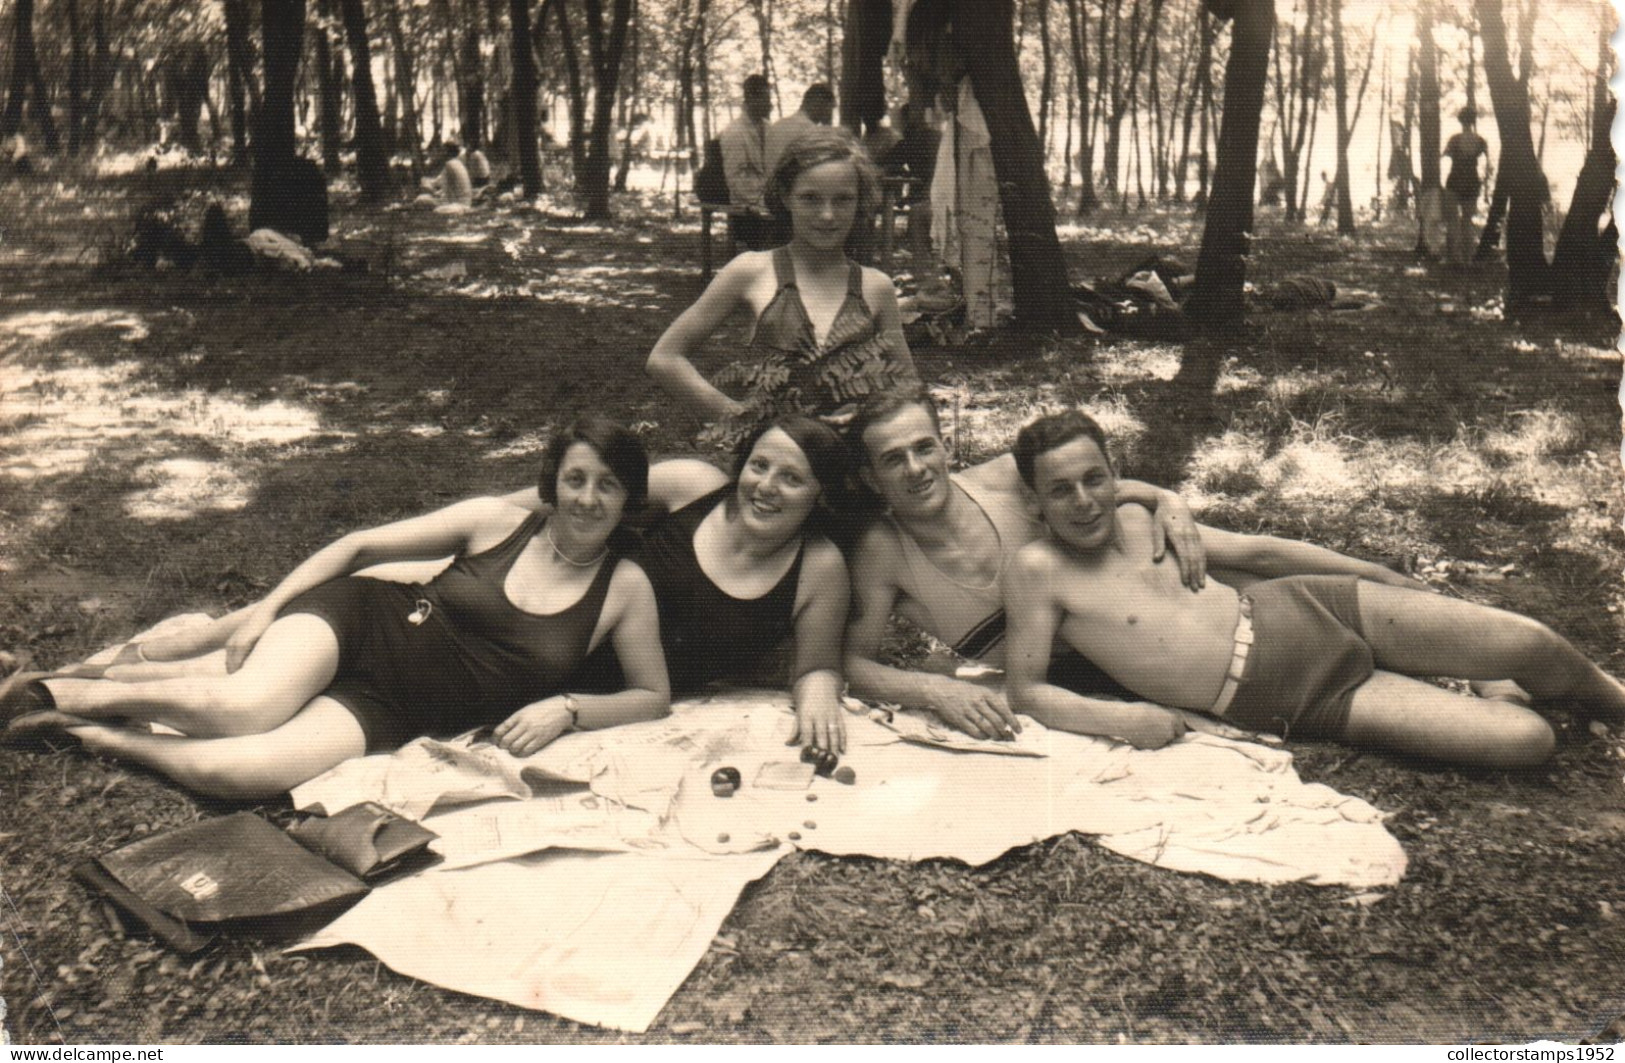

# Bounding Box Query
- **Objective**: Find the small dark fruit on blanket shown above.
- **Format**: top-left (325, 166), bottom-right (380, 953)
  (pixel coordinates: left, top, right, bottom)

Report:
top-left (800, 745), bottom-right (823, 764)
top-left (833, 766), bottom-right (856, 785)
top-left (711, 767), bottom-right (742, 797)
top-left (813, 750), bottom-right (839, 777)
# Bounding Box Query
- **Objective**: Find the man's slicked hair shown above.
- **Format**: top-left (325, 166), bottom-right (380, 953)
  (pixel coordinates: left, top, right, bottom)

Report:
top-left (1012, 410), bottom-right (1110, 489)
top-left (848, 386), bottom-right (941, 466)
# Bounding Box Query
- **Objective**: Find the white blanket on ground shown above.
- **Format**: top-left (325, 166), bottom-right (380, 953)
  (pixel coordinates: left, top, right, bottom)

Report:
top-left (290, 691), bottom-right (1405, 1032)
top-left (93, 619), bottom-right (1406, 1033)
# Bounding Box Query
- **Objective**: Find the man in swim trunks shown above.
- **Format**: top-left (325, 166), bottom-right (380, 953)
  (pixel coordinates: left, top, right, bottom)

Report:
top-left (842, 390), bottom-right (1209, 741)
top-left (1002, 409), bottom-right (1625, 768)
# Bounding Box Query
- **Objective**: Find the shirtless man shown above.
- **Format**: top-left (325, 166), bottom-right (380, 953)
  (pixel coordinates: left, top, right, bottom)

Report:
top-left (842, 390), bottom-right (1208, 742)
top-left (1002, 410), bottom-right (1625, 768)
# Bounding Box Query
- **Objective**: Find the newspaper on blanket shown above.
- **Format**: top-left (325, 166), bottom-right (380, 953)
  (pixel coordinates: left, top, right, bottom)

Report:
top-left (292, 733), bottom-right (590, 821)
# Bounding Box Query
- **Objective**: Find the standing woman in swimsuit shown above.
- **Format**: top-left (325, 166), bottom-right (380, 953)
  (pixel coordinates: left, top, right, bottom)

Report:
top-left (1441, 107), bottom-right (1488, 268)
top-left (646, 126), bottom-right (919, 443)
top-left (0, 418), bottom-right (670, 798)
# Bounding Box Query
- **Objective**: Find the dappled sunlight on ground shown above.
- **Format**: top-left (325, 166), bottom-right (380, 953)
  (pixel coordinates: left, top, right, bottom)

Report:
top-left (482, 432), bottom-right (553, 460)
top-left (0, 308), bottom-right (152, 345)
top-left (0, 354), bottom-right (331, 536)
top-left (124, 457), bottom-right (254, 521)
top-left (1092, 342), bottom-right (1183, 384)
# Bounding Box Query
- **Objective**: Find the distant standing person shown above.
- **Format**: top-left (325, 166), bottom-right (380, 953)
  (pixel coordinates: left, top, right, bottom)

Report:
top-left (718, 74), bottom-right (775, 251)
top-left (765, 84), bottom-right (838, 180)
top-left (647, 127), bottom-right (918, 445)
top-left (1442, 107), bottom-right (1488, 268)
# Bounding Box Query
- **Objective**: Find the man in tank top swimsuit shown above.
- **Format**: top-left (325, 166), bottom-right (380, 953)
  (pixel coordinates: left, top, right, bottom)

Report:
top-left (842, 391), bottom-right (1209, 742)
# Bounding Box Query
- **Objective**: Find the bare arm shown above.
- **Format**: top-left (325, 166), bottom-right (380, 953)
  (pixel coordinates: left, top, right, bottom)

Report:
top-left (787, 540), bottom-right (851, 753)
top-left (1197, 524), bottom-right (1425, 589)
top-left (842, 525), bottom-right (1019, 739)
top-left (1113, 478), bottom-right (1207, 590)
top-left (1004, 545), bottom-right (1188, 750)
top-left (863, 268), bottom-right (920, 386)
top-left (491, 562), bottom-right (670, 756)
top-left (645, 255), bottom-right (760, 422)
top-left (225, 498), bottom-right (512, 670)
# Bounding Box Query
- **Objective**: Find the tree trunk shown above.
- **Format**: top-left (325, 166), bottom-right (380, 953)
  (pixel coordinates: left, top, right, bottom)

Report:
top-left (66, 0), bottom-right (88, 154)
top-left (1186, 0), bottom-right (1274, 325)
top-left (1478, 0), bottom-right (1536, 261)
top-left (1176, 6), bottom-right (1209, 203)
top-left (251, 0), bottom-right (311, 234)
top-left (613, 0), bottom-right (639, 192)
top-left (1328, 0), bottom-right (1353, 233)
top-left (1548, 16), bottom-right (1613, 311)
top-left (2, 0), bottom-right (61, 151)
top-left (510, 0), bottom-right (541, 197)
top-left (1038, 0), bottom-right (1053, 152)
top-left (313, 0), bottom-right (343, 172)
top-left (1474, 0), bottom-right (1548, 304)
top-left (460, 0), bottom-right (486, 150)
top-left (840, 0), bottom-right (888, 136)
top-left (224, 0), bottom-right (256, 163)
top-left (383, 0), bottom-right (425, 176)
top-left (1065, 0), bottom-right (1097, 214)
top-left (338, 0), bottom-right (390, 200)
top-left (85, 0), bottom-right (111, 149)
top-left (749, 0), bottom-right (776, 111)
top-left (552, 0), bottom-right (589, 186)
top-left (1414, 0), bottom-right (1439, 253)
top-left (171, 45), bottom-right (212, 153)
top-left (951, 0), bottom-right (1080, 333)
top-left (578, 0), bottom-right (633, 219)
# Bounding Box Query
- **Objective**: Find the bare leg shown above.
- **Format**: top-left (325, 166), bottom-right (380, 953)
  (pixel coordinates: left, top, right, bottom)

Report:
top-left (1355, 580), bottom-right (1625, 726)
top-left (1344, 670), bottom-right (1555, 769)
top-left (68, 696), bottom-right (366, 799)
top-left (38, 614), bottom-right (341, 737)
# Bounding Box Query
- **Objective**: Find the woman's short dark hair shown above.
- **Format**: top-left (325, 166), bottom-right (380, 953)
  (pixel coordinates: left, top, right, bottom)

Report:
top-left (763, 126), bottom-right (882, 238)
top-left (1012, 410), bottom-right (1111, 489)
top-left (538, 415), bottom-right (650, 512)
top-left (734, 414), bottom-right (850, 493)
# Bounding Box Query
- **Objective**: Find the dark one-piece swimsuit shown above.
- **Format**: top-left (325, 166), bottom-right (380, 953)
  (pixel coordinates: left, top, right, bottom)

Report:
top-left (573, 485), bottom-right (807, 696)
top-left (279, 512), bottom-right (618, 753)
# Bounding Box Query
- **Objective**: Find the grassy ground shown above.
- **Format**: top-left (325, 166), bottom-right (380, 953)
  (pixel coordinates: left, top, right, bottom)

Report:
top-left (1, 164), bottom-right (1622, 1044)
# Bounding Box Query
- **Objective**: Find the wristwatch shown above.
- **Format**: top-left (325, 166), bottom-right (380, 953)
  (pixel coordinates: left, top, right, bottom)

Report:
top-left (562, 693), bottom-right (581, 730)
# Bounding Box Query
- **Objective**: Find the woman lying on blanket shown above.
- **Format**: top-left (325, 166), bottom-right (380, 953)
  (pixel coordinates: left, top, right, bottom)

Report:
top-left (559, 414), bottom-right (854, 753)
top-left (0, 417), bottom-right (670, 798)
top-left (19, 414), bottom-right (856, 763)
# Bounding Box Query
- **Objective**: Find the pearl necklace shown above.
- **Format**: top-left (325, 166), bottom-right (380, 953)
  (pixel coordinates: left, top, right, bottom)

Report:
top-left (544, 521), bottom-right (609, 568)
